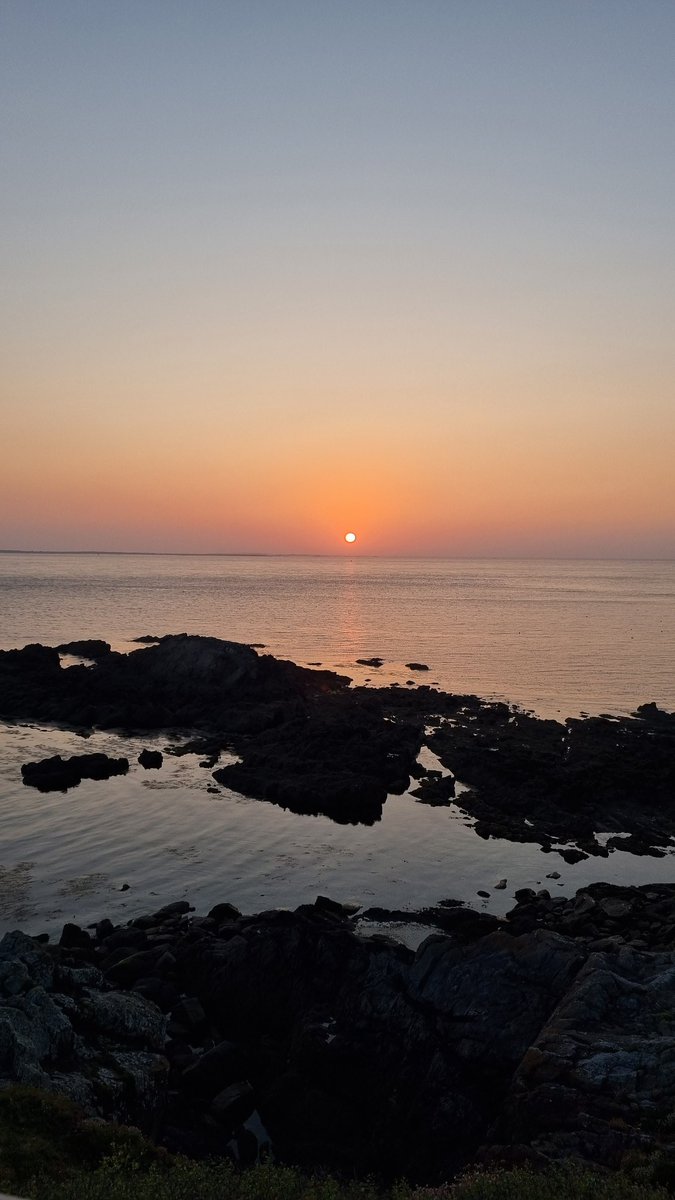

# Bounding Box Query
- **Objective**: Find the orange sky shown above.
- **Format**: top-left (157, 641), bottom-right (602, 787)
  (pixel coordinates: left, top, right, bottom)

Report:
top-left (2, 3), bottom-right (675, 556)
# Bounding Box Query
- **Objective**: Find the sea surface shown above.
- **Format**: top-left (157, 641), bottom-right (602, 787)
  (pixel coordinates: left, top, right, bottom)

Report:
top-left (1, 552), bottom-right (674, 938)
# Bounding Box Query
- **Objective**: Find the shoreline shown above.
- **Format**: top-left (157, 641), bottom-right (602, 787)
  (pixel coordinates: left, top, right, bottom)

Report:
top-left (2, 634), bottom-right (675, 1182)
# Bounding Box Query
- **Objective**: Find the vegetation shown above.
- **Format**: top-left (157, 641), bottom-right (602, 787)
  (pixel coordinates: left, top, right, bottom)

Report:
top-left (0, 1086), bottom-right (672, 1200)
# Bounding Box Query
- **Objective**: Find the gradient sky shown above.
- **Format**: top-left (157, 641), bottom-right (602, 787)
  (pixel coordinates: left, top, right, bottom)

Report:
top-left (2, 1), bottom-right (674, 556)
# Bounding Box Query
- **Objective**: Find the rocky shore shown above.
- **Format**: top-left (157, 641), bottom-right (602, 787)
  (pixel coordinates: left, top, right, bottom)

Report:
top-left (2, 633), bottom-right (675, 853)
top-left (3, 633), bottom-right (675, 1184)
top-left (3, 885), bottom-right (675, 1184)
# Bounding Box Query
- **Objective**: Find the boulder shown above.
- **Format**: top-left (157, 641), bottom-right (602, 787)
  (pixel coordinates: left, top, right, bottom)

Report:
top-left (138, 749), bottom-right (163, 769)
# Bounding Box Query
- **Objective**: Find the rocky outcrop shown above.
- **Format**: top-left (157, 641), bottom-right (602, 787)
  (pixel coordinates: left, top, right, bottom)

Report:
top-left (0, 930), bottom-right (167, 1130)
top-left (2, 635), bottom-right (674, 848)
top-left (6, 885), bottom-right (675, 1181)
top-left (212, 692), bottom-right (422, 823)
top-left (490, 944), bottom-right (675, 1166)
top-left (426, 700), bottom-right (675, 858)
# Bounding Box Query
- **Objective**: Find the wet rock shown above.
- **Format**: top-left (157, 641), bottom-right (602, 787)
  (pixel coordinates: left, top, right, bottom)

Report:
top-left (138, 748), bottom-right (163, 769)
top-left (410, 774), bottom-right (455, 805)
top-left (405, 662), bottom-right (429, 671)
top-left (560, 847), bottom-right (588, 864)
top-left (21, 753), bottom-right (129, 792)
top-left (356, 657), bottom-right (384, 667)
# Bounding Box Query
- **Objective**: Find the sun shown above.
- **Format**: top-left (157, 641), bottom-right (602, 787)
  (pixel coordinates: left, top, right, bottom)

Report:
top-left (344, 532), bottom-right (357, 544)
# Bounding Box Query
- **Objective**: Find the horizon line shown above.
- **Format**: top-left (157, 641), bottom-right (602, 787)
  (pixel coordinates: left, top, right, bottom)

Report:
top-left (1, 548), bottom-right (674, 564)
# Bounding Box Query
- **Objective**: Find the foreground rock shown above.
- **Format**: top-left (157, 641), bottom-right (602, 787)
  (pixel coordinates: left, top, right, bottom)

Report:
top-left (2, 634), bottom-right (674, 848)
top-left (0, 929), bottom-right (166, 1129)
top-left (5, 884), bottom-right (675, 1181)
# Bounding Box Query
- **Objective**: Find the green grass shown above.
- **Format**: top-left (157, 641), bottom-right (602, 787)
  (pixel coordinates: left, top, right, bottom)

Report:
top-left (0, 1087), bottom-right (672, 1200)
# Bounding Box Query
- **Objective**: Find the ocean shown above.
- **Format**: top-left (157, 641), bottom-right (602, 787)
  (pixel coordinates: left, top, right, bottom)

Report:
top-left (1, 552), bottom-right (674, 937)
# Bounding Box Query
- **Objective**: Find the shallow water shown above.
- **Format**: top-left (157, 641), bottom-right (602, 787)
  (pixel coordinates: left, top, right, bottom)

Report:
top-left (1, 553), bottom-right (674, 937)
top-left (2, 720), bottom-right (674, 939)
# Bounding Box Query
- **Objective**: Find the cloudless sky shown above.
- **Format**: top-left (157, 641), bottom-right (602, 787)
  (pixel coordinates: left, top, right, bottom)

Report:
top-left (2, 0), bottom-right (674, 555)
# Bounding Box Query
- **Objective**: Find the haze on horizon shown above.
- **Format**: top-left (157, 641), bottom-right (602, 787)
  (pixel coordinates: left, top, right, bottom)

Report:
top-left (2, 1), bottom-right (674, 559)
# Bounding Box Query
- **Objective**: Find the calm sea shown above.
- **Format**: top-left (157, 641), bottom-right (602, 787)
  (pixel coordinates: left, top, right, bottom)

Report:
top-left (2, 552), bottom-right (675, 717)
top-left (1, 553), bottom-right (674, 937)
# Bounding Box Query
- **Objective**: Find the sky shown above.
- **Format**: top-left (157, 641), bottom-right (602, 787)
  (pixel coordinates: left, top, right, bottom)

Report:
top-left (2, 0), bottom-right (674, 557)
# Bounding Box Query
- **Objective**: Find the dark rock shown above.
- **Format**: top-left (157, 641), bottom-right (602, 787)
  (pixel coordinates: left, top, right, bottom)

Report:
top-left (152, 901), bottom-right (191, 921)
top-left (56, 639), bottom-right (111, 659)
top-left (100, 926), bottom-right (147, 952)
top-left (314, 895), bottom-right (351, 918)
top-left (182, 1040), bottom-right (247, 1099)
top-left (105, 948), bottom-right (165, 987)
top-left (405, 662), bottom-right (429, 671)
top-left (356, 657), bottom-right (384, 667)
top-left (410, 774), bottom-right (455, 805)
top-left (560, 847), bottom-right (588, 864)
top-left (171, 997), bottom-right (206, 1029)
top-left (133, 977), bottom-right (180, 1012)
top-left (0, 930), bottom-right (167, 1131)
top-left (21, 753), bottom-right (129, 792)
top-left (138, 748), bottom-right (163, 769)
top-left (207, 902), bottom-right (242, 924)
top-left (211, 1080), bottom-right (256, 1127)
top-left (59, 923), bottom-right (92, 950)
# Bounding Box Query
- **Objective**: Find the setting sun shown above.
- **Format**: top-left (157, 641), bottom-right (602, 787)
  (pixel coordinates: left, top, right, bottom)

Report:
top-left (344, 532), bottom-right (357, 544)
